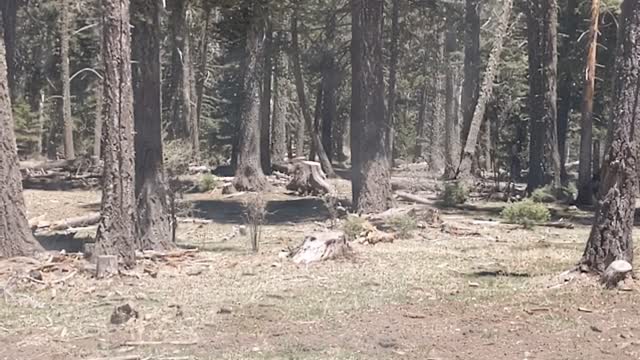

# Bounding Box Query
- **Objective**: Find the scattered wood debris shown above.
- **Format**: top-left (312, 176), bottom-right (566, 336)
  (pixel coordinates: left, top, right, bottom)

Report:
top-left (110, 303), bottom-right (139, 325)
top-left (290, 231), bottom-right (353, 264)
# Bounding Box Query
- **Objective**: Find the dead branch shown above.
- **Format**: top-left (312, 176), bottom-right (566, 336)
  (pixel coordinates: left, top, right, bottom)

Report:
top-left (395, 191), bottom-right (432, 205)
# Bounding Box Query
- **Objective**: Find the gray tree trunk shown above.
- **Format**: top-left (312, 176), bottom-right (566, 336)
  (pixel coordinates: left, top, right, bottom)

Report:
top-left (60, 0), bottom-right (75, 160)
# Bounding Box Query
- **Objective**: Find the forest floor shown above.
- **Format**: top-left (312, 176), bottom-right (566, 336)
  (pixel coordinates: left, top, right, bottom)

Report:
top-left (2, 173), bottom-right (640, 360)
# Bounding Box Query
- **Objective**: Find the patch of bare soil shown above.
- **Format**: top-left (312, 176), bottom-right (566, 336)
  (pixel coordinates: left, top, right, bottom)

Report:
top-left (2, 181), bottom-right (640, 360)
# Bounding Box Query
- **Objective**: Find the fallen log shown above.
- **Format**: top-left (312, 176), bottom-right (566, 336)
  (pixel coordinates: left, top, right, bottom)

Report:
top-left (286, 161), bottom-right (334, 195)
top-left (395, 191), bottom-right (432, 205)
top-left (391, 177), bottom-right (438, 192)
top-left (30, 212), bottom-right (101, 231)
top-left (291, 231), bottom-right (352, 264)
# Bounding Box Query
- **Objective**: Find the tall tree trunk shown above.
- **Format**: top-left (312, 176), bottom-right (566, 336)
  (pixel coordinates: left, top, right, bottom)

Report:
top-left (271, 32), bottom-right (288, 163)
top-left (310, 81), bottom-right (322, 161)
top-left (94, 0), bottom-right (137, 267)
top-left (0, 34), bottom-right (42, 258)
top-left (1, 0), bottom-right (17, 102)
top-left (443, 22), bottom-right (460, 179)
top-left (291, 13), bottom-right (335, 177)
top-left (351, 0), bottom-right (391, 213)
top-left (456, 0), bottom-right (513, 180)
top-left (166, 0), bottom-right (191, 141)
top-left (60, 0), bottom-right (75, 160)
top-left (386, 0), bottom-right (400, 166)
top-left (427, 29), bottom-right (446, 174)
top-left (195, 3), bottom-right (213, 135)
top-left (576, 0), bottom-right (600, 205)
top-left (321, 57), bottom-right (338, 163)
top-left (460, 0), bottom-right (481, 151)
top-left (580, 0), bottom-right (640, 273)
top-left (233, 2), bottom-right (267, 191)
top-left (132, 0), bottom-right (174, 251)
top-left (557, 0), bottom-right (579, 182)
top-left (260, 24), bottom-right (273, 174)
top-left (414, 86), bottom-right (427, 162)
top-left (93, 26), bottom-right (104, 160)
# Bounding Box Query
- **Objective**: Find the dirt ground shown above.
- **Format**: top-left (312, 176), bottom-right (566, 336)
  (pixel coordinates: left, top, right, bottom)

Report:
top-left (2, 177), bottom-right (640, 360)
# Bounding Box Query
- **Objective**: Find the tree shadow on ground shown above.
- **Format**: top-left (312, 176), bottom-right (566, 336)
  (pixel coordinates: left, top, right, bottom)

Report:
top-left (23, 178), bottom-right (99, 191)
top-left (190, 197), bottom-right (330, 225)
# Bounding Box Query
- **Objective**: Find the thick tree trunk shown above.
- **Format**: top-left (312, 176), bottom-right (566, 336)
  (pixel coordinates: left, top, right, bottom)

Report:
top-left (350, 0), bottom-right (391, 213)
top-left (260, 23), bottom-right (273, 174)
top-left (271, 32), bottom-right (288, 164)
top-left (460, 0), bottom-right (481, 151)
top-left (456, 0), bottom-right (513, 180)
top-left (0, 34), bottom-right (43, 258)
top-left (580, 0), bottom-right (640, 273)
top-left (291, 14), bottom-right (335, 177)
top-left (443, 23), bottom-right (460, 179)
top-left (576, 0), bottom-right (600, 205)
top-left (1, 0), bottom-right (17, 102)
top-left (60, 0), bottom-right (75, 160)
top-left (386, 0), bottom-right (400, 166)
top-left (132, 0), bottom-right (174, 251)
top-left (94, 0), bottom-right (137, 267)
top-left (233, 1), bottom-right (267, 191)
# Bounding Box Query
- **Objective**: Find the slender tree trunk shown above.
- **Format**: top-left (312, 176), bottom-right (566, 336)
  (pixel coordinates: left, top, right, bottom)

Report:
top-left (260, 22), bottom-right (273, 174)
top-left (386, 0), bottom-right (400, 166)
top-left (132, 0), bottom-right (174, 251)
top-left (580, 0), bottom-right (640, 273)
top-left (427, 29), bottom-right (446, 174)
top-left (592, 139), bottom-right (600, 179)
top-left (443, 22), bottom-right (460, 179)
top-left (576, 0), bottom-right (600, 205)
top-left (414, 86), bottom-right (427, 162)
top-left (1, 0), bottom-right (17, 102)
top-left (351, 0), bottom-right (391, 213)
top-left (291, 14), bottom-right (335, 177)
top-left (295, 107), bottom-right (304, 157)
top-left (310, 81), bottom-right (322, 161)
top-left (233, 1), bottom-right (267, 191)
top-left (0, 34), bottom-right (42, 258)
top-left (461, 0), bottom-right (481, 151)
top-left (321, 58), bottom-right (338, 163)
top-left (456, 0), bottom-right (513, 180)
top-left (271, 32), bottom-right (288, 163)
top-left (166, 0), bottom-right (190, 141)
top-left (94, 0), bottom-right (137, 267)
top-left (195, 3), bottom-right (213, 134)
top-left (60, 0), bottom-right (75, 160)
top-left (93, 30), bottom-right (104, 160)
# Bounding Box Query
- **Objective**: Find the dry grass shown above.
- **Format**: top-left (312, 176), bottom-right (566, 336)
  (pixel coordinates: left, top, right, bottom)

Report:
top-left (3, 188), bottom-right (640, 359)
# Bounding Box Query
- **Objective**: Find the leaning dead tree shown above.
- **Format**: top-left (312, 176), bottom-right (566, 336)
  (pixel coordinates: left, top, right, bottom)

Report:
top-left (580, 0), bottom-right (640, 275)
top-left (0, 34), bottom-right (43, 258)
top-left (456, 0), bottom-right (514, 180)
top-left (93, 0), bottom-right (137, 267)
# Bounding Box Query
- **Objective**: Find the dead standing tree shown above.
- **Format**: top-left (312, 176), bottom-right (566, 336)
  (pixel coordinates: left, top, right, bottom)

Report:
top-left (94, 0), bottom-right (137, 267)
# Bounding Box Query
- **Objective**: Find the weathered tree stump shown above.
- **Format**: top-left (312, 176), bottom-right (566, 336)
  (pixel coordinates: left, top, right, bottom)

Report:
top-left (291, 231), bottom-right (352, 264)
top-left (286, 161), bottom-right (334, 195)
top-left (602, 260), bottom-right (632, 289)
top-left (96, 255), bottom-right (118, 278)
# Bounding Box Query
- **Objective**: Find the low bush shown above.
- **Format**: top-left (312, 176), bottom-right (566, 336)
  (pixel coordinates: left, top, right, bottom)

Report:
top-left (501, 200), bottom-right (551, 229)
top-left (441, 182), bottom-right (468, 207)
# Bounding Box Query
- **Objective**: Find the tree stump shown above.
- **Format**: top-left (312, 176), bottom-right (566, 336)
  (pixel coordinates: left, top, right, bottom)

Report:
top-left (286, 161), bottom-right (334, 195)
top-left (291, 231), bottom-right (352, 264)
top-left (602, 260), bottom-right (632, 289)
top-left (96, 255), bottom-right (118, 278)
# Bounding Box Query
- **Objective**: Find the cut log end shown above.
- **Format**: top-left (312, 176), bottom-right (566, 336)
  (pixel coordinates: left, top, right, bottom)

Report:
top-left (96, 255), bottom-right (118, 279)
top-left (602, 260), bottom-right (633, 289)
top-left (291, 231), bottom-right (353, 264)
top-left (286, 161), bottom-right (334, 195)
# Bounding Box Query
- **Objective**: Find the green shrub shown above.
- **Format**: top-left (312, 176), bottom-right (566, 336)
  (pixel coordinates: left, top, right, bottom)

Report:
top-left (501, 200), bottom-right (551, 228)
top-left (388, 215), bottom-right (418, 239)
top-left (561, 183), bottom-right (578, 202)
top-left (198, 174), bottom-right (218, 192)
top-left (164, 139), bottom-right (192, 175)
top-left (342, 215), bottom-right (367, 241)
top-left (530, 185), bottom-right (556, 203)
top-left (441, 182), bottom-right (468, 207)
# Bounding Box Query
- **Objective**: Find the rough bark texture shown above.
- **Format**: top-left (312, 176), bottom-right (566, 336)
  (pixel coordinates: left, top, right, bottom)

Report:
top-left (350, 0), bottom-right (391, 213)
top-left (443, 22), bottom-right (460, 179)
top-left (526, 0), bottom-right (562, 192)
top-left (576, 0), bottom-right (600, 205)
top-left (260, 23), bottom-right (273, 174)
top-left (93, 27), bottom-right (104, 160)
top-left (291, 14), bottom-right (335, 177)
top-left (94, 0), bottom-right (137, 267)
top-left (580, 0), bottom-right (640, 274)
top-left (386, 0), bottom-right (400, 165)
top-left (233, 2), bottom-right (267, 191)
top-left (1, 0), bottom-right (17, 102)
top-left (456, 0), bottom-right (513, 180)
top-left (271, 32), bottom-right (289, 164)
top-left (132, 0), bottom-right (174, 251)
top-left (195, 3), bottom-right (213, 137)
top-left (460, 0), bottom-right (481, 151)
top-left (0, 34), bottom-right (43, 258)
top-left (60, 0), bottom-right (75, 160)
top-left (286, 161), bottom-right (334, 195)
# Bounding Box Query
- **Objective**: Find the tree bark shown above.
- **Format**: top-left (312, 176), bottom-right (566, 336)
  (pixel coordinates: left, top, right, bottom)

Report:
top-left (233, 1), bottom-right (267, 191)
top-left (195, 3), bottom-right (213, 139)
top-left (132, 0), bottom-right (174, 251)
top-left (271, 32), bottom-right (289, 164)
top-left (576, 0), bottom-right (600, 205)
top-left (310, 81), bottom-right (322, 161)
top-left (291, 13), bottom-right (335, 177)
top-left (580, 0), bottom-right (640, 273)
top-left (460, 0), bottom-right (481, 151)
top-left (60, 0), bottom-right (75, 160)
top-left (427, 28), bottom-right (446, 173)
top-left (414, 86), bottom-right (427, 162)
top-left (350, 0), bottom-right (391, 213)
top-left (94, 0), bottom-right (137, 267)
top-left (456, 0), bottom-right (513, 180)
top-left (260, 22), bottom-right (273, 174)
top-left (386, 0), bottom-right (400, 166)
top-left (443, 22), bottom-right (460, 179)
top-left (0, 33), bottom-right (43, 258)
top-left (321, 56), bottom-right (338, 163)
top-left (1, 0), bottom-right (17, 103)
top-left (93, 24), bottom-right (104, 160)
